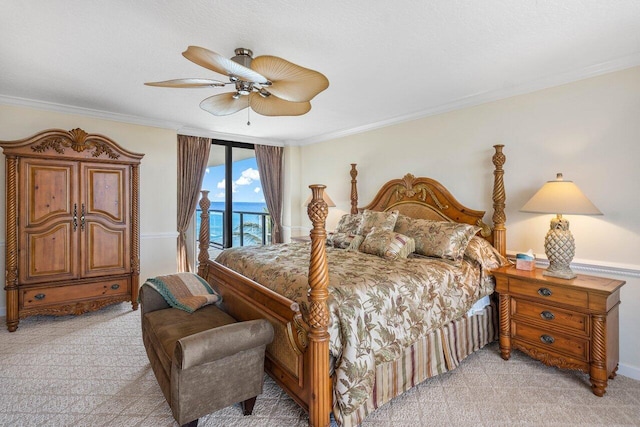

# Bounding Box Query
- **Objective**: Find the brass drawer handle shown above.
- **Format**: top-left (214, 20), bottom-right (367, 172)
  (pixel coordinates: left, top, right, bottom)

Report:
top-left (538, 287), bottom-right (552, 297)
top-left (110, 284), bottom-right (120, 290)
top-left (540, 310), bottom-right (555, 321)
top-left (540, 334), bottom-right (555, 345)
top-left (34, 293), bottom-right (46, 300)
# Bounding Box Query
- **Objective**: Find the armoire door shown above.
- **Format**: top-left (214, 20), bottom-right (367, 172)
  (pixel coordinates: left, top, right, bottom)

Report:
top-left (18, 159), bottom-right (79, 284)
top-left (80, 162), bottom-right (131, 278)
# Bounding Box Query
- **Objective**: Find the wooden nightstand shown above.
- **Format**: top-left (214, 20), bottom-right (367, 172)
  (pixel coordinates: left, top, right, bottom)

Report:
top-left (492, 266), bottom-right (625, 396)
top-left (290, 235), bottom-right (311, 243)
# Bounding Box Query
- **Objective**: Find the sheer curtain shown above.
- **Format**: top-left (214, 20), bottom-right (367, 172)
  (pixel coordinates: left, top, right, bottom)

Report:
top-left (255, 145), bottom-right (284, 244)
top-left (177, 135), bottom-right (211, 272)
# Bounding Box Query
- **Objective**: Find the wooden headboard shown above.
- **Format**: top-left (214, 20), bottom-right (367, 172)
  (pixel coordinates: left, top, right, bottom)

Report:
top-left (348, 145), bottom-right (506, 256)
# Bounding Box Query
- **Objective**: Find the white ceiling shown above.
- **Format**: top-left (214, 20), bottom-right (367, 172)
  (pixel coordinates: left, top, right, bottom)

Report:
top-left (2, 1), bottom-right (640, 145)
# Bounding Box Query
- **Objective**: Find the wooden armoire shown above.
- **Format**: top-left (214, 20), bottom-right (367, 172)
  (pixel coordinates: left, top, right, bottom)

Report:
top-left (0, 128), bottom-right (144, 331)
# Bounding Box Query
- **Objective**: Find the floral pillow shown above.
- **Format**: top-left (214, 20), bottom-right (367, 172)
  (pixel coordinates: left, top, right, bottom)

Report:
top-left (359, 227), bottom-right (415, 260)
top-left (464, 236), bottom-right (509, 270)
top-left (393, 213), bottom-right (412, 235)
top-left (355, 209), bottom-right (399, 236)
top-left (327, 213), bottom-right (362, 248)
top-left (400, 218), bottom-right (480, 262)
top-left (327, 232), bottom-right (355, 249)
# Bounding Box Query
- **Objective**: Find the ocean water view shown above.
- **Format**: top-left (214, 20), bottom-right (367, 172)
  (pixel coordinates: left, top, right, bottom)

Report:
top-left (196, 201), bottom-right (270, 247)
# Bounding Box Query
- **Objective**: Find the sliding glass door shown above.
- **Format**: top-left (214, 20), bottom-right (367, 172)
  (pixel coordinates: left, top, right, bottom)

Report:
top-left (197, 140), bottom-right (270, 249)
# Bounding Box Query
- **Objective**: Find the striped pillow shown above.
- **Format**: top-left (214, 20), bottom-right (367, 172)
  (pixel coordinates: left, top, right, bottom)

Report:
top-left (359, 227), bottom-right (415, 260)
top-left (144, 273), bottom-right (221, 313)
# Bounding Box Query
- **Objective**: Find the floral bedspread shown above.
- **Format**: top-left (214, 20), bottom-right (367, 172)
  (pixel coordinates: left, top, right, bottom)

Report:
top-left (215, 243), bottom-right (496, 416)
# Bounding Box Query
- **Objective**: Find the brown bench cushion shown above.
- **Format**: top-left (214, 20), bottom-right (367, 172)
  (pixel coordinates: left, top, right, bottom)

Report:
top-left (143, 304), bottom-right (237, 377)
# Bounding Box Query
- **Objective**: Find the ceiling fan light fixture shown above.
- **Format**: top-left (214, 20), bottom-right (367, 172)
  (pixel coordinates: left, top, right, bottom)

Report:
top-left (235, 81), bottom-right (253, 95)
top-left (148, 45), bottom-right (328, 118)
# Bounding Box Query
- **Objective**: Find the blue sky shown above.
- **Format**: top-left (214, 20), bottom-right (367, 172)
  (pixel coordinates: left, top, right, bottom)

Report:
top-left (202, 157), bottom-right (265, 204)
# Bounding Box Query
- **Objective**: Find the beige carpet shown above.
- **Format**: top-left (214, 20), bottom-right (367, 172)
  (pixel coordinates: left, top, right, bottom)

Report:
top-left (1, 303), bottom-right (639, 427)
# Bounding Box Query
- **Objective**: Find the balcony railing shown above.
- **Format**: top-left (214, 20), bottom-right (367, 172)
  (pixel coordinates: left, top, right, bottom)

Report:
top-left (196, 208), bottom-right (271, 248)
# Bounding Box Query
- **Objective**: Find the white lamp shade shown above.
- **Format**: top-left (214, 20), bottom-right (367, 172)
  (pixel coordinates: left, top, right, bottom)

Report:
top-left (303, 191), bottom-right (336, 207)
top-left (521, 173), bottom-right (602, 215)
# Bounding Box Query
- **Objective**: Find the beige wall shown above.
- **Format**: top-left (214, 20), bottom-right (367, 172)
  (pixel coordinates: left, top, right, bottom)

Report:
top-left (295, 66), bottom-right (640, 378)
top-left (0, 104), bottom-right (179, 316)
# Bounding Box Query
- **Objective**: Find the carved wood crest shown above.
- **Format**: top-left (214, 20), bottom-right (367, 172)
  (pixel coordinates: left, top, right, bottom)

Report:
top-left (386, 173), bottom-right (449, 210)
top-left (31, 128), bottom-right (120, 159)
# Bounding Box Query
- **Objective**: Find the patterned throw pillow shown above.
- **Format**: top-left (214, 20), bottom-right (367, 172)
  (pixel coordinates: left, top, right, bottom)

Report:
top-left (400, 217), bottom-right (480, 261)
top-left (327, 232), bottom-right (355, 249)
top-left (359, 227), bottom-right (415, 260)
top-left (335, 213), bottom-right (362, 234)
top-left (327, 213), bottom-right (362, 248)
top-left (464, 236), bottom-right (508, 270)
top-left (355, 209), bottom-right (399, 236)
top-left (393, 213), bottom-right (413, 235)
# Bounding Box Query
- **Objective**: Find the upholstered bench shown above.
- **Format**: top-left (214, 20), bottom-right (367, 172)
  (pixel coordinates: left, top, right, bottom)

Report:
top-left (140, 282), bottom-right (274, 427)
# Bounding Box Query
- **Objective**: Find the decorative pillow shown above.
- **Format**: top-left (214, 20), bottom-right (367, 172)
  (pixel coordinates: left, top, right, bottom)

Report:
top-left (464, 236), bottom-right (509, 270)
top-left (327, 213), bottom-right (362, 248)
top-left (393, 213), bottom-right (413, 235)
top-left (144, 273), bottom-right (220, 313)
top-left (335, 213), bottom-right (362, 234)
top-left (327, 232), bottom-right (355, 249)
top-left (403, 218), bottom-right (480, 261)
top-left (355, 209), bottom-right (399, 236)
top-left (359, 227), bottom-right (415, 260)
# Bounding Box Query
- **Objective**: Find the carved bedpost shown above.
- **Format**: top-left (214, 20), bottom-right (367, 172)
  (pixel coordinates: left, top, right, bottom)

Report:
top-left (197, 190), bottom-right (211, 278)
top-left (4, 155), bottom-right (19, 332)
top-left (350, 164), bottom-right (358, 214)
top-left (306, 185), bottom-right (331, 427)
top-left (492, 145), bottom-right (507, 257)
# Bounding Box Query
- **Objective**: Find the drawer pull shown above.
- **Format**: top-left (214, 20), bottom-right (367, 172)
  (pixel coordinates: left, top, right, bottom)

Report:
top-left (538, 287), bottom-right (552, 297)
top-left (540, 310), bottom-right (555, 321)
top-left (540, 334), bottom-right (555, 345)
top-left (34, 293), bottom-right (46, 300)
top-left (110, 284), bottom-right (120, 290)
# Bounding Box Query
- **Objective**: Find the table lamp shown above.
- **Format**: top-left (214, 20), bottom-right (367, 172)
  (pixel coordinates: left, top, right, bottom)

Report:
top-left (521, 173), bottom-right (602, 279)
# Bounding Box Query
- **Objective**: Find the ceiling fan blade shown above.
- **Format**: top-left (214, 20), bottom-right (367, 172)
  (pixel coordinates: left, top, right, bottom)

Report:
top-left (144, 78), bottom-right (226, 88)
top-left (200, 93), bottom-right (249, 116)
top-left (251, 55), bottom-right (329, 102)
top-left (183, 46), bottom-right (268, 83)
top-left (249, 93), bottom-right (311, 117)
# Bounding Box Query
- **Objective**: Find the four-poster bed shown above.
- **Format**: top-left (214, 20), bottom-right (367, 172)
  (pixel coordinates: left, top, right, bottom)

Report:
top-left (197, 145), bottom-right (507, 426)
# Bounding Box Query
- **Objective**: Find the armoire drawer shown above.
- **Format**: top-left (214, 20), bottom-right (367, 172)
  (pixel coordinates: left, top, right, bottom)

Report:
top-left (21, 278), bottom-right (130, 308)
top-left (512, 298), bottom-right (589, 336)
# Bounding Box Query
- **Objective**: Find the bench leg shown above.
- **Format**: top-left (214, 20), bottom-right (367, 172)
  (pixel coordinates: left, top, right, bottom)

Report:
top-left (241, 397), bottom-right (257, 415)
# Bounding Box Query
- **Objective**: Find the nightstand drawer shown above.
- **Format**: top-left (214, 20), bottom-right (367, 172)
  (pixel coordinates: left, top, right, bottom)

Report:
top-left (512, 299), bottom-right (589, 336)
top-left (509, 278), bottom-right (588, 308)
top-left (512, 321), bottom-right (589, 361)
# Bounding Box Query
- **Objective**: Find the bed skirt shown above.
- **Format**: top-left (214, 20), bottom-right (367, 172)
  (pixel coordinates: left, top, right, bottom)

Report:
top-left (335, 302), bottom-right (497, 427)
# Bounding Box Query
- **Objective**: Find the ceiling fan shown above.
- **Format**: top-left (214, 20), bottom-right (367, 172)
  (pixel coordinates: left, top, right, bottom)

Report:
top-left (145, 46), bottom-right (329, 118)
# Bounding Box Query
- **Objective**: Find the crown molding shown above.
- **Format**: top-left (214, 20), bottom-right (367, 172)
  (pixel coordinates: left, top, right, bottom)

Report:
top-left (178, 127), bottom-right (283, 146)
top-left (0, 94), bottom-right (185, 130)
top-left (295, 53), bottom-right (640, 146)
top-left (0, 95), bottom-right (284, 146)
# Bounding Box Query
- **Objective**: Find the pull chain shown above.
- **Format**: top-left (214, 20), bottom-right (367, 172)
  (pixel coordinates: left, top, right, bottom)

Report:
top-left (247, 97), bottom-right (251, 126)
